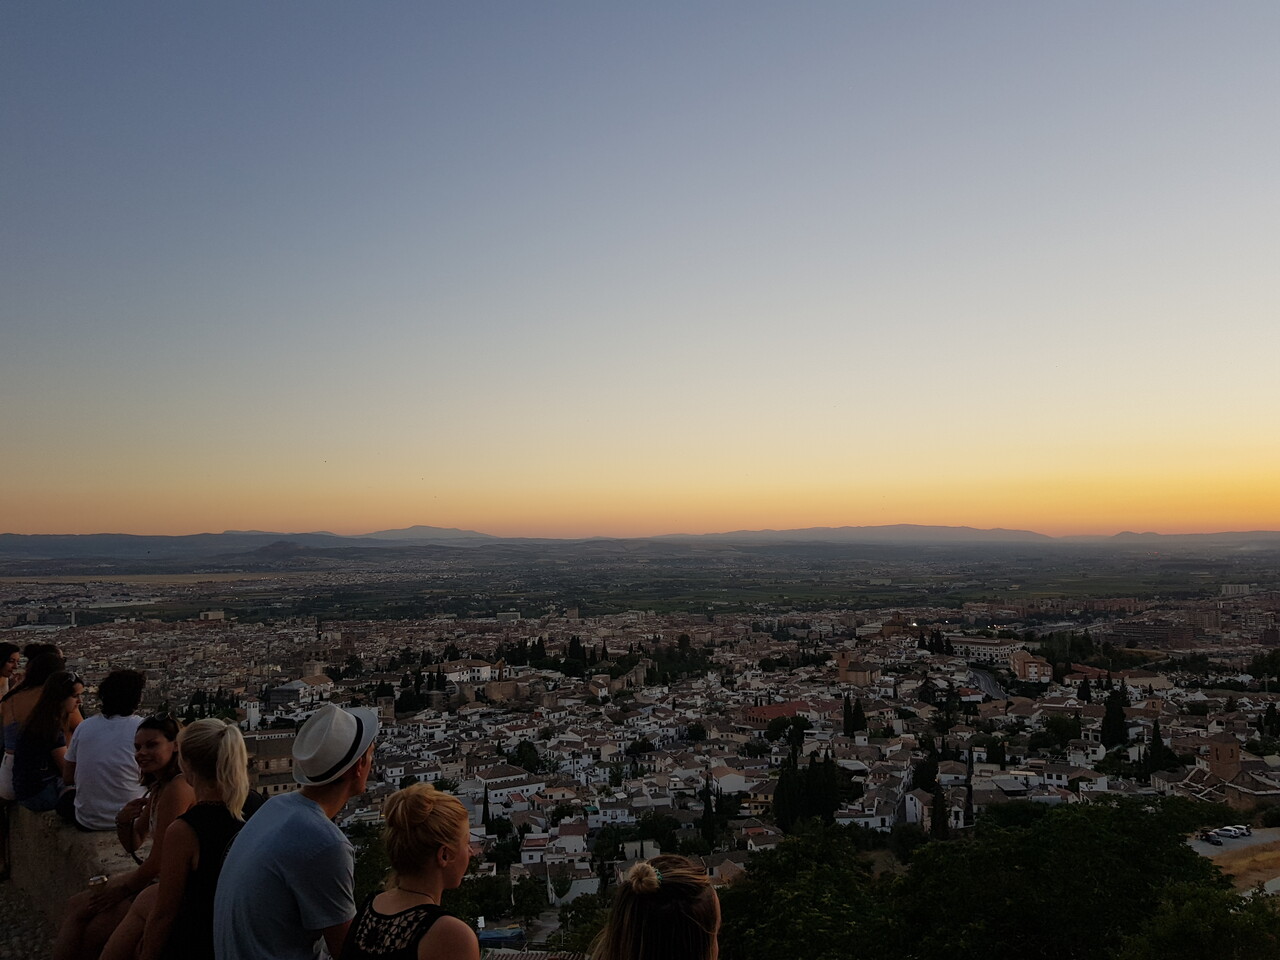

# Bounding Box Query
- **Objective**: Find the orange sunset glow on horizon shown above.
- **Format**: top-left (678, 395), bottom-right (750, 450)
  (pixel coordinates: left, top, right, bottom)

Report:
top-left (5, 7), bottom-right (1279, 541)
top-left (10, 461), bottom-right (1280, 540)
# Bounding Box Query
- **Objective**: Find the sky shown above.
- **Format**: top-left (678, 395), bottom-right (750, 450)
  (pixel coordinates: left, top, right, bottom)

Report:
top-left (4, 2), bottom-right (1279, 539)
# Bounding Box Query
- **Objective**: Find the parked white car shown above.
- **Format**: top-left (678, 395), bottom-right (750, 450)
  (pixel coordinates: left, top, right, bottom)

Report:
top-left (1214, 826), bottom-right (1241, 838)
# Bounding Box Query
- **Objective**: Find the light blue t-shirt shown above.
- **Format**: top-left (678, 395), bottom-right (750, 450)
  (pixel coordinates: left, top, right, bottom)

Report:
top-left (213, 791), bottom-right (354, 960)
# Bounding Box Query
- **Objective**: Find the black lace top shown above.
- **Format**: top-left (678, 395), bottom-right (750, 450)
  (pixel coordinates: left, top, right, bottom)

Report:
top-left (341, 895), bottom-right (450, 960)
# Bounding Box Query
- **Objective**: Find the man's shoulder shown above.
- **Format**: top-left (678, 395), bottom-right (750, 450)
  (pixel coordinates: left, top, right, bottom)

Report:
top-left (232, 793), bottom-right (347, 852)
top-left (76, 712), bottom-right (140, 738)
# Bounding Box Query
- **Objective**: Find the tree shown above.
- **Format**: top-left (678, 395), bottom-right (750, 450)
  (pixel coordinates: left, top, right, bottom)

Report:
top-left (687, 722), bottom-right (707, 742)
top-left (1144, 719), bottom-right (1181, 776)
top-left (765, 716), bottom-right (791, 741)
top-left (785, 716), bottom-right (813, 759)
top-left (773, 759), bottom-right (804, 833)
top-left (1032, 713), bottom-right (1082, 753)
top-left (805, 751), bottom-right (842, 824)
top-left (1078, 677), bottom-right (1093, 704)
top-left (513, 739), bottom-right (541, 773)
top-left (851, 698), bottom-right (867, 733)
top-left (875, 797), bottom-right (1230, 960)
top-left (1101, 687), bottom-right (1129, 749)
top-left (985, 739), bottom-right (1007, 769)
top-left (549, 893), bottom-right (609, 954)
top-left (443, 874), bottom-right (515, 928)
top-left (913, 741), bottom-right (939, 794)
top-left (511, 875), bottom-right (547, 926)
top-left (929, 785), bottom-right (950, 839)
top-left (350, 822), bottom-right (390, 903)
top-left (1118, 884), bottom-right (1280, 960)
top-left (625, 738), bottom-right (654, 757)
top-left (718, 821), bottom-right (878, 960)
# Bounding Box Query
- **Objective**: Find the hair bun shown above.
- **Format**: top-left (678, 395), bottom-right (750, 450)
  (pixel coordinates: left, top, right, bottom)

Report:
top-left (386, 781), bottom-right (438, 831)
top-left (628, 861), bottom-right (661, 893)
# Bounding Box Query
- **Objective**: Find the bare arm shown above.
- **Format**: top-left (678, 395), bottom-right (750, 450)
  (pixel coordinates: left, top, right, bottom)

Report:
top-left (138, 819), bottom-right (196, 960)
top-left (322, 920), bottom-right (351, 960)
top-left (51, 744), bottom-right (68, 779)
top-left (117, 795), bottom-right (151, 857)
top-left (93, 776), bottom-right (195, 910)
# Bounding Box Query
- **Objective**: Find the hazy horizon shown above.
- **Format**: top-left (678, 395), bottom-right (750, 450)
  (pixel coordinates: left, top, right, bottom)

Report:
top-left (6, 520), bottom-right (1280, 541)
top-left (5, 4), bottom-right (1279, 539)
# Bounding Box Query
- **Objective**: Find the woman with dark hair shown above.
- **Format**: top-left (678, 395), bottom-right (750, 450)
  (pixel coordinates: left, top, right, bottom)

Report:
top-left (52, 713), bottom-right (195, 960)
top-left (591, 855), bottom-right (720, 960)
top-left (1, 652), bottom-right (69, 801)
top-left (64, 669), bottom-right (147, 830)
top-left (0, 641), bottom-right (20, 876)
top-left (130, 719), bottom-right (251, 960)
top-left (12, 671), bottom-right (83, 811)
top-left (0, 643), bottom-right (21, 699)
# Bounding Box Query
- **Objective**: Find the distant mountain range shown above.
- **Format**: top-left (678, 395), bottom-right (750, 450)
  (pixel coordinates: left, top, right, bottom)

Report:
top-left (361, 524), bottom-right (496, 541)
top-left (658, 524), bottom-right (1054, 543)
top-left (3, 523), bottom-right (1280, 566)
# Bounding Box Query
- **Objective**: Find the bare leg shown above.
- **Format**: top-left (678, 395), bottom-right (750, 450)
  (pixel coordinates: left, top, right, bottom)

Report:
top-left (52, 889), bottom-right (97, 960)
top-left (78, 899), bottom-right (133, 960)
top-left (100, 885), bottom-right (157, 960)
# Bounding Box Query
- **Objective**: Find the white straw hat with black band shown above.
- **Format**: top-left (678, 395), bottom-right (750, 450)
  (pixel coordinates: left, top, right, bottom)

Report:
top-left (292, 703), bottom-right (380, 786)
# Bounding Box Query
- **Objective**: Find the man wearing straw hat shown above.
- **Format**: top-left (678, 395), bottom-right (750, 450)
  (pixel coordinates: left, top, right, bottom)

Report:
top-left (214, 703), bottom-right (380, 960)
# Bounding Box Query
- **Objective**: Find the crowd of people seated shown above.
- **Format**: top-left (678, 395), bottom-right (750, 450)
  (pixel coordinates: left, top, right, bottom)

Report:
top-left (3, 653), bottom-right (720, 960)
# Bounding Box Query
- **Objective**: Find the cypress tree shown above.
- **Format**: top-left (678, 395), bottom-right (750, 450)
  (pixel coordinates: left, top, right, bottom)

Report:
top-left (852, 698), bottom-right (867, 733)
top-left (774, 759), bottom-right (803, 833)
top-left (842, 694), bottom-right (855, 737)
top-left (1101, 688), bottom-right (1129, 749)
top-left (930, 785), bottom-right (950, 839)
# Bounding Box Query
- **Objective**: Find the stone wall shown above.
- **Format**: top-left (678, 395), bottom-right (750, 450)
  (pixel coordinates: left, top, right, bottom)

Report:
top-left (9, 806), bottom-right (138, 933)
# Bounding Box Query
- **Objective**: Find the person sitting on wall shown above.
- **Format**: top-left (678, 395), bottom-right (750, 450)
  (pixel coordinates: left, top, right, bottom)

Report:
top-left (11, 671), bottom-right (83, 812)
top-left (62, 669), bottom-right (147, 830)
top-left (53, 714), bottom-right (195, 960)
top-left (133, 719), bottom-right (252, 960)
top-left (0, 643), bottom-right (21, 700)
top-left (1, 652), bottom-right (74, 800)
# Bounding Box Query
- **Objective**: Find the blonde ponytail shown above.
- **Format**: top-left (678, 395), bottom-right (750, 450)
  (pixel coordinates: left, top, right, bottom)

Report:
top-left (178, 718), bottom-right (251, 820)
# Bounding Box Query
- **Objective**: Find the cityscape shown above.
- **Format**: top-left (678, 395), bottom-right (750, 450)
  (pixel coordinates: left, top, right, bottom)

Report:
top-left (4, 526), bottom-right (1280, 955)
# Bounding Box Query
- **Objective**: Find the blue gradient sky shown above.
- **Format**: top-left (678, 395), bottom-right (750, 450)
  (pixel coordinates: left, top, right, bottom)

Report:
top-left (4, 3), bottom-right (1279, 537)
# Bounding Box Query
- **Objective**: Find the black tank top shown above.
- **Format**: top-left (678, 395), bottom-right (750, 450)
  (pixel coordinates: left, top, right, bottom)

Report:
top-left (161, 802), bottom-right (244, 960)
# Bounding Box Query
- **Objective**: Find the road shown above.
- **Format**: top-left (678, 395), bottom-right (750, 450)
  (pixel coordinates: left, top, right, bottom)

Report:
top-left (969, 667), bottom-right (1007, 700)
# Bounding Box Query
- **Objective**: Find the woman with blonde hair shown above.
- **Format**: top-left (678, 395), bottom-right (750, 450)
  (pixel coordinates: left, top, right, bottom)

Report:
top-left (129, 718), bottom-right (250, 960)
top-left (592, 855), bottom-right (721, 960)
top-left (341, 781), bottom-right (479, 960)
